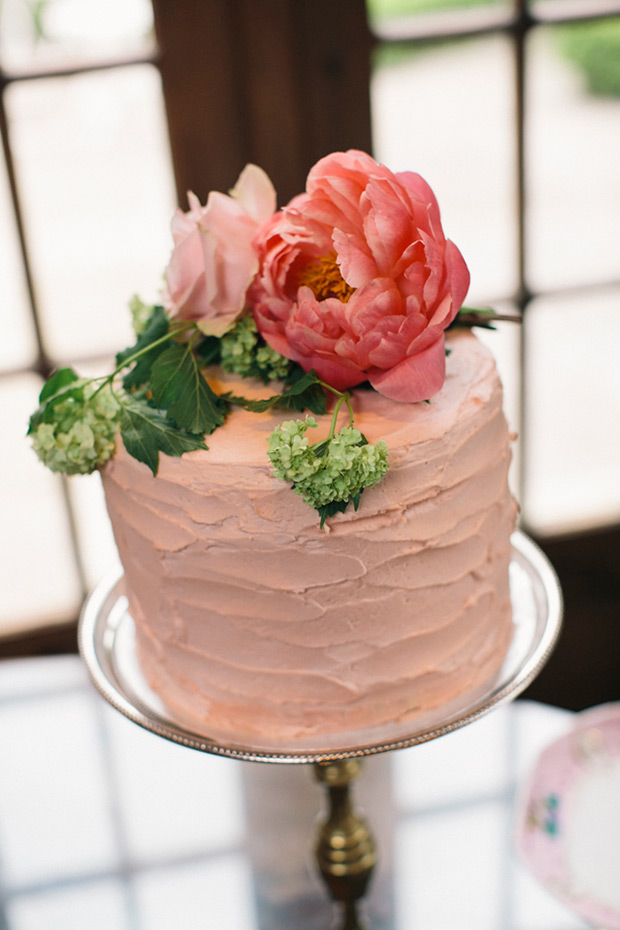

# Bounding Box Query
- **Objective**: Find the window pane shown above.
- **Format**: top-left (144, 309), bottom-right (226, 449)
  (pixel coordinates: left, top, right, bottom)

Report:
top-left (476, 307), bottom-right (523, 495)
top-left (526, 21), bottom-right (620, 291)
top-left (1, 375), bottom-right (82, 633)
top-left (0, 0), bottom-right (154, 72)
top-left (371, 34), bottom-right (518, 302)
top-left (523, 288), bottom-right (620, 534)
top-left (367, 0), bottom-right (511, 30)
top-left (5, 65), bottom-right (176, 361)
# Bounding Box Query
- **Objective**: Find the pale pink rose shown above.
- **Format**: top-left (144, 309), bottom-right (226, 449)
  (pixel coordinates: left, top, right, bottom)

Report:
top-left (251, 150), bottom-right (469, 401)
top-left (163, 164), bottom-right (276, 337)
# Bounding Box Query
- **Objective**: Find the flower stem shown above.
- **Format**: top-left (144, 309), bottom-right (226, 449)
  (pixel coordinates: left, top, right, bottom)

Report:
top-left (89, 320), bottom-right (195, 398)
top-left (315, 380), bottom-right (355, 440)
top-left (325, 392), bottom-right (354, 441)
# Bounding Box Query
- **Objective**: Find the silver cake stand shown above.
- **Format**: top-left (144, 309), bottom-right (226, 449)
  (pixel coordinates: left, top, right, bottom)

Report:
top-left (79, 530), bottom-right (563, 930)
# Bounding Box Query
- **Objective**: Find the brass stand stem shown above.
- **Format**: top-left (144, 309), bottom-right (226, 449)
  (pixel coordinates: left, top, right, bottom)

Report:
top-left (314, 759), bottom-right (376, 930)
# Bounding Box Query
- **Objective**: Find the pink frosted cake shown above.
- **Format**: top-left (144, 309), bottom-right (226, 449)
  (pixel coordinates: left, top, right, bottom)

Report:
top-left (102, 329), bottom-right (516, 748)
top-left (30, 150), bottom-right (517, 750)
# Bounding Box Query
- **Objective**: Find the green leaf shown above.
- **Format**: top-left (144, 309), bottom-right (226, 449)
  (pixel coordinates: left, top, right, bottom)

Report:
top-left (351, 490), bottom-right (362, 510)
top-left (28, 378), bottom-right (86, 433)
top-left (39, 367), bottom-right (79, 403)
top-left (195, 335), bottom-right (222, 366)
top-left (317, 498), bottom-right (350, 528)
top-left (224, 370), bottom-right (327, 416)
top-left (116, 305), bottom-right (172, 390)
top-left (449, 306), bottom-right (522, 332)
top-left (312, 439), bottom-right (330, 459)
top-left (119, 399), bottom-right (208, 476)
top-left (150, 344), bottom-right (228, 435)
top-left (116, 305), bottom-right (168, 365)
top-left (316, 489), bottom-right (365, 527)
top-left (459, 305), bottom-right (498, 318)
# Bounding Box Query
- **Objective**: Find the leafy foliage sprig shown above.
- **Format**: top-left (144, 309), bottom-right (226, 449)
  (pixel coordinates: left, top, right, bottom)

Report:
top-left (28, 304), bottom-right (388, 523)
top-left (28, 301), bottom-right (516, 523)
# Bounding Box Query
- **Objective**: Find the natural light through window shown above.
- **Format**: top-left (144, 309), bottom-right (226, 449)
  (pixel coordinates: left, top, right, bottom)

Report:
top-left (2, 0), bottom-right (619, 637)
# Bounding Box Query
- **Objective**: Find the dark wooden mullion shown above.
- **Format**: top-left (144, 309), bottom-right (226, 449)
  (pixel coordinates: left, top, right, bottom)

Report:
top-left (151, 0), bottom-right (248, 206)
top-left (232, 0), bottom-right (310, 205)
top-left (151, 0), bottom-right (373, 207)
top-left (295, 0), bottom-right (373, 172)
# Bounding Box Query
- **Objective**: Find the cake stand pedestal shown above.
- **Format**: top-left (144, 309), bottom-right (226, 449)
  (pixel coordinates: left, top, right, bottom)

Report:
top-left (78, 531), bottom-right (562, 930)
top-left (313, 758), bottom-right (377, 929)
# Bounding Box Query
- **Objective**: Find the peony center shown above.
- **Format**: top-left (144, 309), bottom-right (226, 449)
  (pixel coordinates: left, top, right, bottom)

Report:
top-left (298, 251), bottom-right (355, 303)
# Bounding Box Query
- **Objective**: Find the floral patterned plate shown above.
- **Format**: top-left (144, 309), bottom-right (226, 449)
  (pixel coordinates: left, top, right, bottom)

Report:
top-left (516, 702), bottom-right (620, 929)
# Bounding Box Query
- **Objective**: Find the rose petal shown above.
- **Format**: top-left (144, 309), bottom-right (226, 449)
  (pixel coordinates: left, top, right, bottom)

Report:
top-left (230, 164), bottom-right (277, 224)
top-left (200, 192), bottom-right (260, 313)
top-left (164, 167), bottom-right (276, 329)
top-left (196, 312), bottom-right (239, 337)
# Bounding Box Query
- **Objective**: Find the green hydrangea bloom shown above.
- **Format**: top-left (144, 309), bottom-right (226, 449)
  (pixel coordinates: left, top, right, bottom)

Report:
top-left (268, 416), bottom-right (389, 516)
top-left (221, 315), bottom-right (291, 381)
top-left (268, 417), bottom-right (323, 484)
top-left (31, 382), bottom-right (121, 475)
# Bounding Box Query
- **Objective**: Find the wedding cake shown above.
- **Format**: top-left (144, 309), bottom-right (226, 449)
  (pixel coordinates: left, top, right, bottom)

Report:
top-left (30, 150), bottom-right (517, 750)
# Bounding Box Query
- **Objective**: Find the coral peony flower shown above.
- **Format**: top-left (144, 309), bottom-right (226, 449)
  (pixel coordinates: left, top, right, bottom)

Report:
top-left (163, 164), bottom-right (276, 337)
top-left (251, 150), bottom-right (469, 402)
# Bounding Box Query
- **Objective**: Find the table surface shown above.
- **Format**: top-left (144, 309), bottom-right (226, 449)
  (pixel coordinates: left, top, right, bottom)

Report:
top-left (0, 655), bottom-right (591, 930)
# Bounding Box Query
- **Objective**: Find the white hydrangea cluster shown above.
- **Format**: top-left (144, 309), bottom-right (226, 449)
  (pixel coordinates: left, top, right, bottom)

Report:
top-left (220, 315), bottom-right (291, 381)
top-left (268, 416), bottom-right (389, 511)
top-left (31, 383), bottom-right (120, 475)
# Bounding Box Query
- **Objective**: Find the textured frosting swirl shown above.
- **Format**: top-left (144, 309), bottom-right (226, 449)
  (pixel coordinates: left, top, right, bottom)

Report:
top-left (102, 330), bottom-right (517, 750)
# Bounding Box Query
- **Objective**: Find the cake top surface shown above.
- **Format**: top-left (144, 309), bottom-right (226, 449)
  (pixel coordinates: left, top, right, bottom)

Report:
top-left (122, 329), bottom-right (497, 474)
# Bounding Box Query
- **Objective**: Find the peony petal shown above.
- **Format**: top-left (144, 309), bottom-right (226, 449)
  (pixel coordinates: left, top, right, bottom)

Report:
top-left (331, 228), bottom-right (374, 287)
top-left (251, 150), bottom-right (469, 398)
top-left (445, 238), bottom-right (470, 312)
top-left (347, 279), bottom-right (402, 336)
top-left (396, 171), bottom-right (443, 238)
top-left (427, 292), bottom-right (454, 328)
top-left (362, 178), bottom-right (416, 276)
top-left (256, 321), bottom-right (303, 362)
top-left (295, 351), bottom-right (368, 392)
top-left (368, 336), bottom-right (447, 402)
top-left (291, 291), bottom-right (348, 341)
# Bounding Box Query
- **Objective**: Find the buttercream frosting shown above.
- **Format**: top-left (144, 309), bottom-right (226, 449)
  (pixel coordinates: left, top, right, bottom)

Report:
top-left (102, 330), bottom-right (517, 750)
